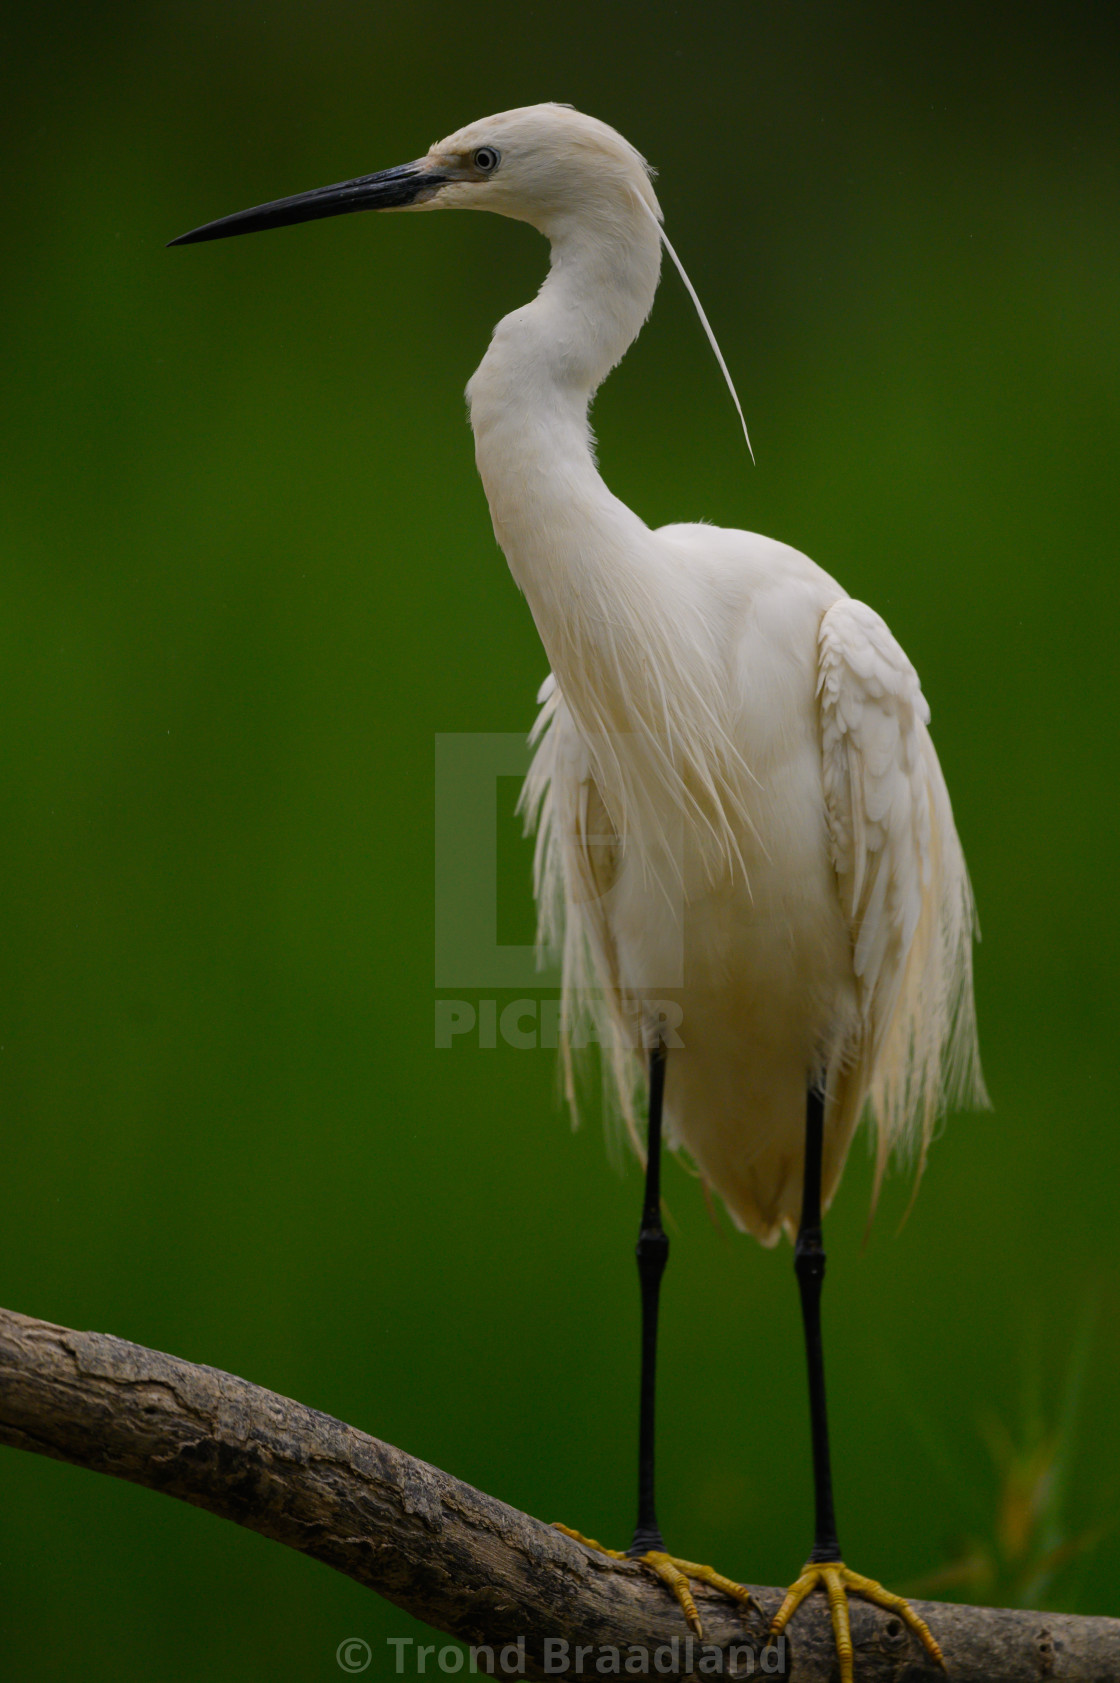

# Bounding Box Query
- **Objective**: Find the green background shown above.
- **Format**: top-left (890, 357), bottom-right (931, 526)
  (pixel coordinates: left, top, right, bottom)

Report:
top-left (3, 1), bottom-right (1118, 1677)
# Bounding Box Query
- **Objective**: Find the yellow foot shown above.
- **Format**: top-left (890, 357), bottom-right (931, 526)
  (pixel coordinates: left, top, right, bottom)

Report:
top-left (553, 1524), bottom-right (757, 1637)
top-left (771, 1560), bottom-right (943, 1683)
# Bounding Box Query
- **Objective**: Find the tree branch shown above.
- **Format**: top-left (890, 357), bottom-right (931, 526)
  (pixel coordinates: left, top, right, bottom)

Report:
top-left (0, 1307), bottom-right (1114, 1681)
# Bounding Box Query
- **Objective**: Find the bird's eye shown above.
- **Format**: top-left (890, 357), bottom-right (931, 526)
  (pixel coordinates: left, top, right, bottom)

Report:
top-left (472, 147), bottom-right (501, 174)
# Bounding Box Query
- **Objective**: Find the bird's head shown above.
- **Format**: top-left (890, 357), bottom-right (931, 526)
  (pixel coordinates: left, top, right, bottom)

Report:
top-left (417, 105), bottom-right (661, 233)
top-left (169, 103), bottom-right (661, 247)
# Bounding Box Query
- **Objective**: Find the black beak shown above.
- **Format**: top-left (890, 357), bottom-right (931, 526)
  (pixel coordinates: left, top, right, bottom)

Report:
top-left (168, 161), bottom-right (447, 246)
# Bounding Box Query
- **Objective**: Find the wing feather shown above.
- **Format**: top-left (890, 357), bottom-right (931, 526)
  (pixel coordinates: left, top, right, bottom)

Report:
top-left (818, 598), bottom-right (987, 1206)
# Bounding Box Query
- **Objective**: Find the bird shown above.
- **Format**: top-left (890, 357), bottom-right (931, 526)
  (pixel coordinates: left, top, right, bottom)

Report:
top-left (171, 103), bottom-right (987, 1681)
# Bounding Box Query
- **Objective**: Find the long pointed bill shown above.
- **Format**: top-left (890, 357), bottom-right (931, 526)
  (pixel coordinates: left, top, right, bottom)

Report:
top-left (168, 161), bottom-right (447, 246)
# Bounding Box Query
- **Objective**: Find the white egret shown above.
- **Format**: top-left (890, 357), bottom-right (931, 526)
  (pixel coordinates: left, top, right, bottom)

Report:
top-left (172, 103), bottom-right (986, 1680)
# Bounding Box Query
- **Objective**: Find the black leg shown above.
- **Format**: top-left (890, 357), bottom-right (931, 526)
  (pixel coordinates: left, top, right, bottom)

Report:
top-left (770, 1086), bottom-right (947, 1671)
top-left (795, 1084), bottom-right (842, 1563)
top-left (628, 1040), bottom-right (669, 1557)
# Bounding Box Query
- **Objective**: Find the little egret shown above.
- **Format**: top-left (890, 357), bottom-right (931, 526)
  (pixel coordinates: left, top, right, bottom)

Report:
top-left (173, 104), bottom-right (986, 1679)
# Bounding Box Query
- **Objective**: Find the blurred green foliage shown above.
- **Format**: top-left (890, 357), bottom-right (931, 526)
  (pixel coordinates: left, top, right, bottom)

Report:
top-left (2, 2), bottom-right (1118, 1677)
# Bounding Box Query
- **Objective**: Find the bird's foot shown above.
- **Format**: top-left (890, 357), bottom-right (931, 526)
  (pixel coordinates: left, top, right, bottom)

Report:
top-left (552, 1524), bottom-right (757, 1637)
top-left (770, 1559), bottom-right (943, 1683)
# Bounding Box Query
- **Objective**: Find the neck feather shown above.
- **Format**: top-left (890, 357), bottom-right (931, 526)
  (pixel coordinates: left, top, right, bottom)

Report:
top-left (467, 202), bottom-right (752, 883)
top-left (466, 203), bottom-right (661, 659)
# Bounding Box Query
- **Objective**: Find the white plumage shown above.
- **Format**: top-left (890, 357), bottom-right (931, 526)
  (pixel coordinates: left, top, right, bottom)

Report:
top-left (168, 105), bottom-right (990, 1669)
top-left (176, 100), bottom-right (986, 1246)
top-left (171, 100), bottom-right (987, 1665)
top-left (438, 103), bottom-right (986, 1243)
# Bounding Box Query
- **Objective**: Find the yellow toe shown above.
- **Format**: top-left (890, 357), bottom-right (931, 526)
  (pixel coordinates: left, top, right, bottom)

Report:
top-left (552, 1524), bottom-right (757, 1639)
top-left (641, 1552), bottom-right (703, 1636)
top-left (770, 1560), bottom-right (943, 1683)
top-left (551, 1522), bottom-right (627, 1561)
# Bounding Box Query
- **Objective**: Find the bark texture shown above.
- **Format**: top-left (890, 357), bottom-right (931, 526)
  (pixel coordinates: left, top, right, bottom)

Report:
top-left (0, 1307), bottom-right (1114, 1681)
